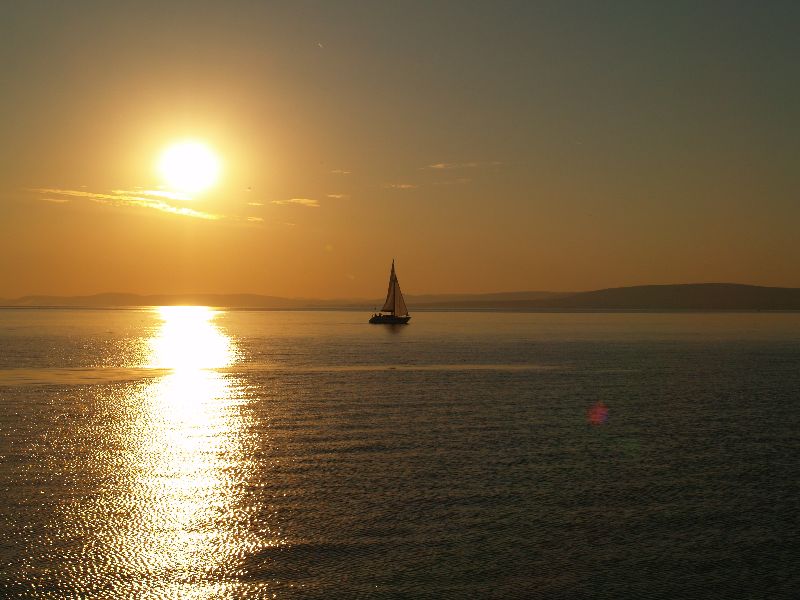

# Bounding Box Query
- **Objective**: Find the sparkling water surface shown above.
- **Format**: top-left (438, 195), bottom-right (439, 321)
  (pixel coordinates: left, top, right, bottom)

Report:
top-left (1, 309), bottom-right (798, 598)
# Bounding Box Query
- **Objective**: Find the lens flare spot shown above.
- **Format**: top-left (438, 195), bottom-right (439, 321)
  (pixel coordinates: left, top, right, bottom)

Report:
top-left (588, 401), bottom-right (609, 425)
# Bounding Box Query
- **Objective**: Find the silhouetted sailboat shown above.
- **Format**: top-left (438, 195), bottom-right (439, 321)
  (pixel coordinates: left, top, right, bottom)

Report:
top-left (369, 260), bottom-right (411, 324)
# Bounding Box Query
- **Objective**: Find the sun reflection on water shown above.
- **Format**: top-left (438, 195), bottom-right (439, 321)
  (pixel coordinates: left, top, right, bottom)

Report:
top-left (108, 307), bottom-right (267, 596)
top-left (148, 306), bottom-right (236, 371)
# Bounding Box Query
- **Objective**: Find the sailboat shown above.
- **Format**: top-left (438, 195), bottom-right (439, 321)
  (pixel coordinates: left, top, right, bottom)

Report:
top-left (369, 260), bottom-right (411, 324)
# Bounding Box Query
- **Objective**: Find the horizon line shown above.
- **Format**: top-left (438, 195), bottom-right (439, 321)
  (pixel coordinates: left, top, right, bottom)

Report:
top-left (3, 281), bottom-right (800, 303)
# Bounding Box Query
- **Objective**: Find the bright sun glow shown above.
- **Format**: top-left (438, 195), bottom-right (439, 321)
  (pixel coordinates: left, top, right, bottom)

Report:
top-left (158, 141), bottom-right (221, 194)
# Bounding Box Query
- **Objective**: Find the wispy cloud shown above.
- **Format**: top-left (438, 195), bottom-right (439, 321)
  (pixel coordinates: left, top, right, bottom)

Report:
top-left (247, 201), bottom-right (264, 206)
top-left (31, 188), bottom-right (221, 220)
top-left (330, 169), bottom-right (351, 175)
top-left (425, 161), bottom-right (501, 170)
top-left (433, 177), bottom-right (472, 185)
top-left (271, 198), bottom-right (320, 208)
top-left (41, 197), bottom-right (70, 203)
top-left (384, 183), bottom-right (418, 190)
top-left (247, 216), bottom-right (264, 223)
top-left (326, 193), bottom-right (349, 199)
top-left (112, 189), bottom-right (191, 201)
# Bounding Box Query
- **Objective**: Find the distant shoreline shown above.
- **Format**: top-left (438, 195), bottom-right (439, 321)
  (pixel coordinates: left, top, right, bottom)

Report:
top-left (3, 283), bottom-right (800, 311)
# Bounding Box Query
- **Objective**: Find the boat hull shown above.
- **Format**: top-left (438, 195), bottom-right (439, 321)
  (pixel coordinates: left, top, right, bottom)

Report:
top-left (369, 314), bottom-right (411, 324)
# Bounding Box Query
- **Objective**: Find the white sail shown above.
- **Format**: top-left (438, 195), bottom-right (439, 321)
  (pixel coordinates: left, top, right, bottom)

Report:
top-left (379, 260), bottom-right (409, 315)
top-left (380, 262), bottom-right (396, 312)
top-left (394, 283), bottom-right (408, 316)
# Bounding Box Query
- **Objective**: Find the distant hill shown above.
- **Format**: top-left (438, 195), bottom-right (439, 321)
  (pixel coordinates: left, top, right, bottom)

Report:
top-left (409, 291), bottom-right (568, 307)
top-left (3, 293), bottom-right (307, 309)
top-left (527, 283), bottom-right (800, 310)
top-left (1, 284), bottom-right (799, 310)
top-left (0, 290), bottom-right (569, 309)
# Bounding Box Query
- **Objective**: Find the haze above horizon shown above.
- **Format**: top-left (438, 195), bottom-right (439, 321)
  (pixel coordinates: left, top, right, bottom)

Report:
top-left (1, 1), bottom-right (798, 298)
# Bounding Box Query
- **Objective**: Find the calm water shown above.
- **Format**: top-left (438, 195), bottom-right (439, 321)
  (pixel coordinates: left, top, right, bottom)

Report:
top-left (0, 308), bottom-right (798, 599)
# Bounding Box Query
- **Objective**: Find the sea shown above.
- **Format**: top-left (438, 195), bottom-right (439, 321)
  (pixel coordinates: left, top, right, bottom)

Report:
top-left (0, 308), bottom-right (798, 599)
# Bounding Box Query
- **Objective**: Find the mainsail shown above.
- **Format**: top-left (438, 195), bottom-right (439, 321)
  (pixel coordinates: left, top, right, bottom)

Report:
top-left (380, 260), bottom-right (409, 316)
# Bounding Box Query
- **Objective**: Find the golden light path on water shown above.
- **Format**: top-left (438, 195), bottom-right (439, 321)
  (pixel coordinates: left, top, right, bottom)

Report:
top-left (104, 306), bottom-right (273, 597)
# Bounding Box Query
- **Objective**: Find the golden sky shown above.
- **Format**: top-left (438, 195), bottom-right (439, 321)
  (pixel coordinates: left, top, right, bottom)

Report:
top-left (1, 1), bottom-right (798, 298)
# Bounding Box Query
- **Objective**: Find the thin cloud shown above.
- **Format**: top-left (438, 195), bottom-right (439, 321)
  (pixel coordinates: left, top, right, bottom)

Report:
top-left (41, 197), bottom-right (70, 203)
top-left (112, 189), bottom-right (190, 201)
top-left (434, 177), bottom-right (472, 186)
top-left (330, 169), bottom-right (351, 175)
top-left (247, 201), bottom-right (264, 206)
top-left (271, 198), bottom-right (320, 208)
top-left (384, 183), bottom-right (418, 190)
top-left (326, 193), bottom-right (349, 199)
top-left (425, 161), bottom-right (501, 170)
top-left (247, 216), bottom-right (264, 223)
top-left (32, 188), bottom-right (221, 220)
top-left (427, 162), bottom-right (479, 170)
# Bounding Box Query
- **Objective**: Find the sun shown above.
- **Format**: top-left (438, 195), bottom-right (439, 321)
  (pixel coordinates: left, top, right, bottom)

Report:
top-left (158, 141), bottom-right (221, 194)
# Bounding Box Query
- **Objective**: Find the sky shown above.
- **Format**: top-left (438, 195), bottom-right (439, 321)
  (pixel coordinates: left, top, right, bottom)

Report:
top-left (1, 1), bottom-right (798, 298)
